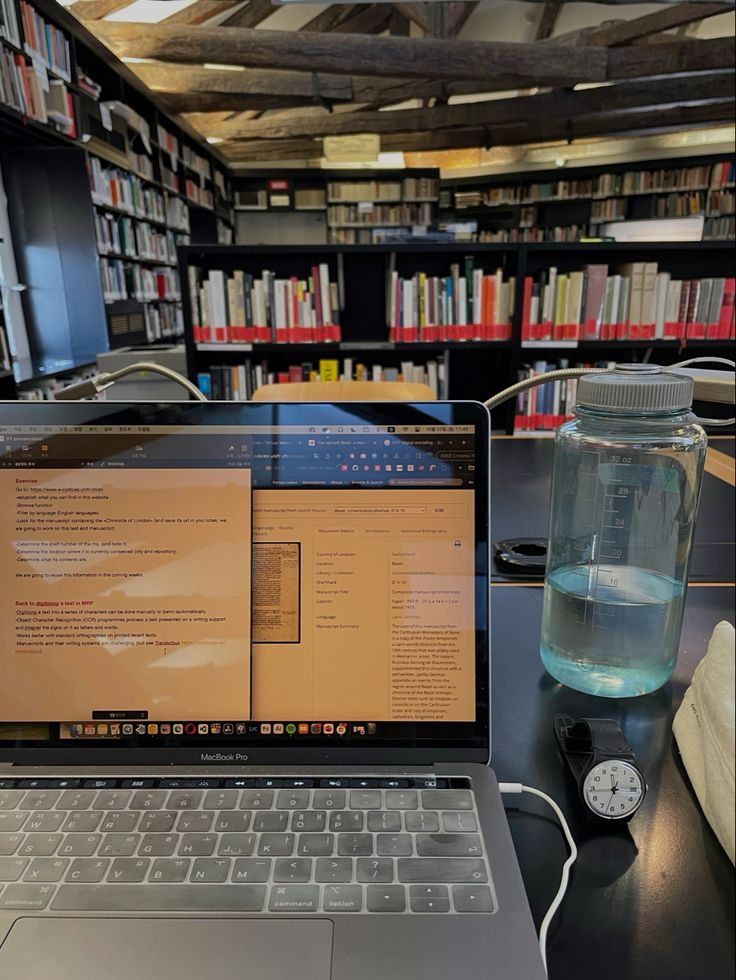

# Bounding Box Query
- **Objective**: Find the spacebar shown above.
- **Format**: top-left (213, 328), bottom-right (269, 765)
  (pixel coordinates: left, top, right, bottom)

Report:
top-left (52, 885), bottom-right (266, 912)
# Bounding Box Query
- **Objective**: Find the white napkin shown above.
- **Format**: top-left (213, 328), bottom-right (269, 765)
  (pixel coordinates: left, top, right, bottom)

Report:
top-left (673, 620), bottom-right (735, 864)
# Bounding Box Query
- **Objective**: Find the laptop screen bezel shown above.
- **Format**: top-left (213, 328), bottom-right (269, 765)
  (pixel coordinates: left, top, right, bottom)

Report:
top-left (0, 400), bottom-right (490, 766)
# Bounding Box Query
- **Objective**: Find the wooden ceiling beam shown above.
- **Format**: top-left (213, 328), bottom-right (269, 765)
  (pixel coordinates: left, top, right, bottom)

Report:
top-left (132, 63), bottom-right (354, 101)
top-left (88, 21), bottom-right (612, 83)
top-left (588, 2), bottom-right (733, 46)
top-left (198, 71), bottom-right (734, 140)
top-left (221, 99), bottom-right (735, 161)
top-left (220, 0), bottom-right (275, 28)
top-left (443, 2), bottom-right (479, 39)
top-left (535, 2), bottom-right (562, 42)
top-left (70, 0), bottom-right (134, 20)
top-left (391, 4), bottom-right (432, 34)
top-left (298, 5), bottom-right (358, 33)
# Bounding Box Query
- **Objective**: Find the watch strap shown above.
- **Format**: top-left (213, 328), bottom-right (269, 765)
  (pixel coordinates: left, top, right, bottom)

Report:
top-left (554, 714), bottom-right (635, 783)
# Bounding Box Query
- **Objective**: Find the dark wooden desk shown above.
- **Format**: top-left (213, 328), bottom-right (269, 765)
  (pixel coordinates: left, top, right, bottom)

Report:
top-left (489, 436), bottom-right (735, 980)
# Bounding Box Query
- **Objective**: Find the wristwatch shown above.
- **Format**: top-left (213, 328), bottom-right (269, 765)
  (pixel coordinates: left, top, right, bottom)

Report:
top-left (554, 714), bottom-right (647, 821)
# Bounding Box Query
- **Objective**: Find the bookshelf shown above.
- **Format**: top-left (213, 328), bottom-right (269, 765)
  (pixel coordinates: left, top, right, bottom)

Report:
top-left (233, 169), bottom-right (440, 245)
top-left (439, 155), bottom-right (735, 244)
top-left (179, 242), bottom-right (735, 433)
top-left (0, 0), bottom-right (233, 381)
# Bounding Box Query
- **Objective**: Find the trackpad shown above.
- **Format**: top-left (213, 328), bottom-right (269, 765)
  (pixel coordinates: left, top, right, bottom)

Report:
top-left (0, 917), bottom-right (333, 980)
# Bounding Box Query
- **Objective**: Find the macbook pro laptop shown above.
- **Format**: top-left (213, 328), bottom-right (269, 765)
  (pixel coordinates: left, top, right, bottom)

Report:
top-left (0, 399), bottom-right (544, 979)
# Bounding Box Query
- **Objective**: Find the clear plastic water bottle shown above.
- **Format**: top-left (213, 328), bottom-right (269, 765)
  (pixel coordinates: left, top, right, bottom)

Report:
top-left (540, 364), bottom-right (707, 697)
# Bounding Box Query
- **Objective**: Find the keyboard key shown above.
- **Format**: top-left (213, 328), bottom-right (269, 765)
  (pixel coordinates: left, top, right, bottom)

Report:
top-left (442, 812), bottom-right (478, 833)
top-left (350, 779), bottom-right (377, 789)
top-left (366, 884), bottom-right (405, 912)
top-left (385, 791), bottom-right (418, 811)
top-left (291, 811), bottom-right (325, 833)
top-left (57, 791), bottom-right (96, 810)
top-left (240, 791), bottom-right (273, 810)
top-left (23, 858), bottom-right (68, 882)
top-left (253, 811), bottom-right (288, 833)
top-left (0, 857), bottom-right (28, 881)
top-left (99, 834), bottom-right (139, 857)
top-left (62, 811), bottom-right (103, 833)
top-left (218, 834), bottom-right (256, 857)
top-left (377, 834), bottom-right (412, 857)
top-left (273, 858), bottom-right (311, 883)
top-left (100, 812), bottom-right (139, 834)
top-left (120, 780), bottom-right (155, 789)
top-left (65, 858), bottom-right (109, 883)
top-left (138, 811), bottom-right (175, 834)
top-left (275, 791), bottom-right (310, 810)
top-left (367, 812), bottom-right (401, 833)
top-left (356, 858), bottom-right (393, 883)
top-left (318, 779), bottom-right (346, 789)
top-left (58, 835), bottom-right (101, 857)
top-left (130, 791), bottom-right (167, 811)
top-left (108, 858), bottom-right (149, 883)
top-left (282, 779), bottom-right (314, 789)
top-left (167, 792), bottom-right (203, 810)
top-left (378, 780), bottom-right (409, 789)
top-left (397, 858), bottom-right (487, 883)
top-left (178, 834), bottom-right (217, 857)
top-left (268, 885), bottom-right (319, 912)
top-left (83, 780), bottom-right (118, 789)
top-left (315, 858), bottom-right (352, 883)
top-left (0, 812), bottom-right (29, 833)
top-left (330, 812), bottom-right (363, 832)
top-left (94, 791), bottom-right (132, 810)
top-left (323, 885), bottom-right (362, 912)
top-left (224, 780), bottom-right (255, 789)
top-left (191, 858), bottom-right (230, 883)
top-left (255, 779), bottom-right (283, 789)
top-left (349, 791), bottom-right (382, 810)
top-left (410, 885), bottom-right (450, 913)
top-left (416, 834), bottom-right (483, 857)
top-left (176, 811), bottom-right (214, 833)
top-left (337, 834), bottom-right (372, 857)
top-left (138, 834), bottom-right (177, 857)
top-left (0, 792), bottom-right (23, 811)
top-left (453, 885), bottom-right (494, 912)
top-left (204, 790), bottom-right (238, 810)
top-left (18, 834), bottom-right (62, 857)
top-left (312, 791), bottom-right (345, 810)
top-left (149, 858), bottom-right (190, 883)
top-left (231, 858), bottom-right (271, 883)
top-left (0, 883), bottom-right (55, 909)
top-left (24, 812), bottom-right (64, 833)
top-left (297, 834), bottom-right (334, 857)
top-left (215, 812), bottom-right (251, 833)
top-left (21, 791), bottom-right (60, 811)
top-left (404, 811), bottom-right (440, 833)
top-left (52, 884), bottom-right (266, 911)
top-left (421, 790), bottom-right (474, 811)
top-left (0, 834), bottom-right (23, 856)
top-left (257, 834), bottom-right (295, 857)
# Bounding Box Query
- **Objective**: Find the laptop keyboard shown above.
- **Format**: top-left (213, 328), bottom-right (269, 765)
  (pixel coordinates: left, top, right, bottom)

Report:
top-left (0, 777), bottom-right (494, 915)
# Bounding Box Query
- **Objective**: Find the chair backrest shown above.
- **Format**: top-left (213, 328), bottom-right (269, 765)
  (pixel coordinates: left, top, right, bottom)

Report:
top-left (251, 380), bottom-right (437, 402)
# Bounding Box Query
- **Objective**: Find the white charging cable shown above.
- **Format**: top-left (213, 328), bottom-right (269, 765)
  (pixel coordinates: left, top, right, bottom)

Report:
top-left (499, 783), bottom-right (578, 975)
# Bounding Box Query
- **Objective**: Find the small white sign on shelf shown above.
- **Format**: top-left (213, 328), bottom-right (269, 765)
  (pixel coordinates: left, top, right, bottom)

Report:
top-left (323, 134), bottom-right (380, 163)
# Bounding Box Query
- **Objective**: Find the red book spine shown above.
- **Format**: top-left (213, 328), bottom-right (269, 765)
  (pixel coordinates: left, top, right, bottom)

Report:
top-left (718, 278), bottom-right (735, 339)
top-left (521, 276), bottom-right (532, 342)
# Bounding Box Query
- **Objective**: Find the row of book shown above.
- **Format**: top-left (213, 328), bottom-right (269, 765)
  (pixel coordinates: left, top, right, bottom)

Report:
top-left (88, 157), bottom-right (191, 232)
top-left (521, 266), bottom-right (736, 341)
top-left (100, 259), bottom-right (181, 304)
top-left (326, 179), bottom-right (437, 203)
top-left (144, 302), bottom-right (184, 343)
top-left (1, 47), bottom-right (75, 134)
top-left (477, 225), bottom-right (587, 244)
top-left (182, 144), bottom-right (211, 182)
top-left (590, 198), bottom-right (627, 223)
top-left (327, 203), bottom-right (433, 227)
top-left (1, 0), bottom-right (20, 45)
top-left (704, 215), bottom-right (736, 241)
top-left (189, 266), bottom-right (342, 345)
top-left (184, 179), bottom-right (213, 210)
top-left (19, 0), bottom-right (70, 80)
top-left (93, 211), bottom-right (178, 265)
top-left (514, 360), bottom-right (616, 433)
top-left (387, 264), bottom-right (515, 342)
top-left (197, 358), bottom-right (445, 401)
top-left (157, 123), bottom-right (179, 163)
top-left (456, 162), bottom-right (734, 210)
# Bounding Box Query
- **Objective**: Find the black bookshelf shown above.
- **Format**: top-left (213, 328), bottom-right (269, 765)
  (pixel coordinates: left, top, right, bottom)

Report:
top-left (179, 242), bottom-right (735, 433)
top-left (439, 154), bottom-right (735, 243)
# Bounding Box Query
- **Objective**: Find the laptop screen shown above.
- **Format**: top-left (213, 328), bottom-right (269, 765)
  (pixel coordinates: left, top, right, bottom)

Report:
top-left (0, 401), bottom-right (489, 762)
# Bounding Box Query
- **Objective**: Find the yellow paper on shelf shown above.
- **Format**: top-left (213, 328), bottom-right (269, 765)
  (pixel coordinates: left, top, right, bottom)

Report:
top-left (319, 359), bottom-right (339, 382)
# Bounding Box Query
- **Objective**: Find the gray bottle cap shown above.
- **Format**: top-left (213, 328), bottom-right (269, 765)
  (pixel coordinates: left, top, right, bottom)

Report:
top-left (576, 363), bottom-right (694, 414)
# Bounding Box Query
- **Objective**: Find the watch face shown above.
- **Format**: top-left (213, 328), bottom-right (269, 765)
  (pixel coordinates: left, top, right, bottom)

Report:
top-left (584, 760), bottom-right (645, 819)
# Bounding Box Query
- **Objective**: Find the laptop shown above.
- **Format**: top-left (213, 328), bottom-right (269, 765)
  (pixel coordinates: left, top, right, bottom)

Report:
top-left (0, 399), bottom-right (544, 980)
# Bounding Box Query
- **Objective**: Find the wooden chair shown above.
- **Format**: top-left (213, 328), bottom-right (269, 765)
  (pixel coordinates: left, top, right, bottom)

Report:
top-left (251, 380), bottom-right (436, 401)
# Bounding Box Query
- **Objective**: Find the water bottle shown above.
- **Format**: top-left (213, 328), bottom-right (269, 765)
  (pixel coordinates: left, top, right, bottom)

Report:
top-left (540, 364), bottom-right (707, 698)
